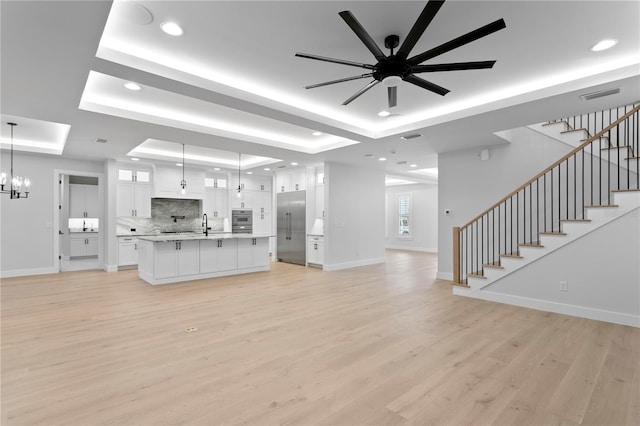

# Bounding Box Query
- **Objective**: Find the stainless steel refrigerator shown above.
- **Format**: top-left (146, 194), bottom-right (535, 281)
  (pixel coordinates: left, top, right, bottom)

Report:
top-left (277, 191), bottom-right (306, 265)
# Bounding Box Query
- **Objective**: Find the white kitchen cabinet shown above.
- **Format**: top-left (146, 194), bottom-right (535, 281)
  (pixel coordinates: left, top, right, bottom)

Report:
top-left (70, 234), bottom-right (99, 257)
top-left (237, 238), bottom-right (269, 269)
top-left (154, 166), bottom-right (205, 199)
top-left (315, 185), bottom-right (325, 219)
top-left (203, 188), bottom-right (229, 218)
top-left (276, 169), bottom-right (306, 193)
top-left (307, 235), bottom-right (324, 267)
top-left (69, 184), bottom-right (99, 218)
top-left (231, 190), bottom-right (253, 209)
top-left (117, 181), bottom-right (151, 218)
top-left (252, 212), bottom-right (272, 235)
top-left (153, 240), bottom-right (199, 279)
top-left (199, 238), bottom-right (238, 273)
top-left (252, 190), bottom-right (271, 214)
top-left (118, 237), bottom-right (139, 266)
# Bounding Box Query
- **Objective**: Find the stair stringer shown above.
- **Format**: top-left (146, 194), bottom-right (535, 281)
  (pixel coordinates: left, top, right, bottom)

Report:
top-left (453, 191), bottom-right (640, 327)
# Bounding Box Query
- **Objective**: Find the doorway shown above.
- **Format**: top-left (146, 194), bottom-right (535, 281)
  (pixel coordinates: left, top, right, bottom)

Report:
top-left (54, 171), bottom-right (103, 272)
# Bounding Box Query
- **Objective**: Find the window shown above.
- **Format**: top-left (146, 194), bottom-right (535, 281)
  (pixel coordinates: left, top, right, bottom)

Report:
top-left (136, 171), bottom-right (150, 183)
top-left (204, 177), bottom-right (216, 188)
top-left (398, 193), bottom-right (412, 238)
top-left (118, 169), bottom-right (133, 182)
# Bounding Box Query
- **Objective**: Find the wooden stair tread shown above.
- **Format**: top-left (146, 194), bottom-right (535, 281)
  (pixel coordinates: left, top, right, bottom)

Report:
top-left (612, 189), bottom-right (640, 192)
top-left (519, 243), bottom-right (544, 248)
top-left (483, 263), bottom-right (504, 269)
top-left (451, 282), bottom-right (470, 288)
top-left (560, 219), bottom-right (591, 222)
top-left (601, 145), bottom-right (633, 150)
top-left (468, 273), bottom-right (486, 279)
top-left (585, 204), bottom-right (618, 208)
top-left (561, 128), bottom-right (589, 135)
top-left (581, 135), bottom-right (609, 141)
top-left (542, 120), bottom-right (568, 127)
top-left (501, 253), bottom-right (523, 259)
top-left (626, 156), bottom-right (639, 160)
top-left (539, 231), bottom-right (567, 236)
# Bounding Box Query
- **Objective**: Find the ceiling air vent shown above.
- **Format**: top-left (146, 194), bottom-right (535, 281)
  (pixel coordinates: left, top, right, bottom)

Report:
top-left (401, 133), bottom-right (422, 140)
top-left (397, 161), bottom-right (408, 165)
top-left (96, 138), bottom-right (108, 143)
top-left (579, 88), bottom-right (620, 101)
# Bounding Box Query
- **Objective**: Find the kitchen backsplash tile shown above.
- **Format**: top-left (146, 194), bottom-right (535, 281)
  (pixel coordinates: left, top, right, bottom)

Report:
top-left (117, 198), bottom-right (226, 235)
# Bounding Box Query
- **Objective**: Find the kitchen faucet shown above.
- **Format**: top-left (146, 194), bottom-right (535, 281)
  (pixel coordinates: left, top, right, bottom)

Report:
top-left (202, 213), bottom-right (211, 236)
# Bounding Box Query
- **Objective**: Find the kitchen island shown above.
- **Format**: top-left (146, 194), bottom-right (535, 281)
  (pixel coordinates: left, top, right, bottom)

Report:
top-left (137, 233), bottom-right (271, 285)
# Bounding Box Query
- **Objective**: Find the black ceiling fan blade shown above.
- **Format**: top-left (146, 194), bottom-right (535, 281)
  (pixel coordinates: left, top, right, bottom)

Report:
top-left (342, 80), bottom-right (381, 105)
top-left (295, 53), bottom-right (375, 70)
top-left (404, 75), bottom-right (449, 96)
top-left (388, 86), bottom-right (397, 108)
top-left (396, 0), bottom-right (446, 61)
top-left (408, 18), bottom-right (506, 66)
top-left (338, 11), bottom-right (386, 61)
top-left (305, 73), bottom-right (374, 89)
top-left (412, 60), bottom-right (496, 73)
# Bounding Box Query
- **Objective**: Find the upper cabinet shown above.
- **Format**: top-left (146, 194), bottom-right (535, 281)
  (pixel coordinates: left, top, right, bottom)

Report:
top-left (154, 166), bottom-right (205, 199)
top-left (117, 166), bottom-right (152, 218)
top-left (69, 184), bottom-right (99, 218)
top-left (275, 168), bottom-right (306, 193)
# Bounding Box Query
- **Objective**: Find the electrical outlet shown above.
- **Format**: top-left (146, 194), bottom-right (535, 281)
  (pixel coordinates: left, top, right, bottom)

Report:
top-left (560, 281), bottom-right (568, 292)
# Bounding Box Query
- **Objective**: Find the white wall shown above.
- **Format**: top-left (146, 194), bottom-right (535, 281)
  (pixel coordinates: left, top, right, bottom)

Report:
top-left (385, 183), bottom-right (438, 252)
top-left (324, 162), bottom-right (385, 270)
top-left (0, 152), bottom-right (103, 277)
top-left (438, 126), bottom-right (573, 279)
top-left (481, 209), bottom-right (639, 327)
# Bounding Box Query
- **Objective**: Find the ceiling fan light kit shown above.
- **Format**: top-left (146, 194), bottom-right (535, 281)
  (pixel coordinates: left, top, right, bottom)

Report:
top-left (296, 0), bottom-right (506, 109)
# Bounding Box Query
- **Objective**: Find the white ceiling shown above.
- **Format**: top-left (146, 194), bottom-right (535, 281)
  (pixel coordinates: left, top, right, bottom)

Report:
top-left (1, 0), bottom-right (639, 182)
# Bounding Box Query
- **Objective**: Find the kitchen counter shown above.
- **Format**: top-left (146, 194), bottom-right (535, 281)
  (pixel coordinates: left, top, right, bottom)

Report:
top-left (69, 230), bottom-right (100, 234)
top-left (137, 233), bottom-right (273, 242)
top-left (137, 234), bottom-right (272, 285)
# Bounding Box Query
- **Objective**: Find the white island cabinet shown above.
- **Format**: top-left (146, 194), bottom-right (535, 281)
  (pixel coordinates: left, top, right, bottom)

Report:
top-left (137, 234), bottom-right (270, 285)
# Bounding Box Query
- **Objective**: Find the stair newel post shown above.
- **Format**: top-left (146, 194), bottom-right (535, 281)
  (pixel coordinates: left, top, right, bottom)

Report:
top-left (453, 227), bottom-right (461, 284)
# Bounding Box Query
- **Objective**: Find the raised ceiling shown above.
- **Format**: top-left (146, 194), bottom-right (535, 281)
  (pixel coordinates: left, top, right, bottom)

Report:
top-left (1, 1), bottom-right (639, 181)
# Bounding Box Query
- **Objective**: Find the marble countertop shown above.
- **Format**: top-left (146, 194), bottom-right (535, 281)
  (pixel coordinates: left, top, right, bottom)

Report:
top-left (69, 230), bottom-right (100, 234)
top-left (137, 233), bottom-right (274, 242)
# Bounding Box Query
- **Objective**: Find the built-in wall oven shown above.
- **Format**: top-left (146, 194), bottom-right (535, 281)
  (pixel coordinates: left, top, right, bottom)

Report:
top-left (231, 209), bottom-right (253, 233)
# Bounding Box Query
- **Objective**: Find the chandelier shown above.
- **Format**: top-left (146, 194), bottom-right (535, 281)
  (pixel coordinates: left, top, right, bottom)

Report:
top-left (1, 122), bottom-right (31, 199)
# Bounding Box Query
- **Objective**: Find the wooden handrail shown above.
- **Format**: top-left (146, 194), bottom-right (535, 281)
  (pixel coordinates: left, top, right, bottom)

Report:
top-left (459, 104), bottom-right (640, 231)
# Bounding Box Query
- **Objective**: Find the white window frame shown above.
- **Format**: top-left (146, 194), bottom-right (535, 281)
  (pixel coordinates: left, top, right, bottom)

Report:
top-left (397, 193), bottom-right (412, 239)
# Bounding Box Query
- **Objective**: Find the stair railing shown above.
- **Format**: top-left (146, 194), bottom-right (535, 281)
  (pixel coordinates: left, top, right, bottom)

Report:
top-left (453, 104), bottom-right (640, 285)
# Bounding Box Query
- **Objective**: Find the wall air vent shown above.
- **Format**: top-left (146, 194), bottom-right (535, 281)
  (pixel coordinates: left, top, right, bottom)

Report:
top-left (579, 88), bottom-right (620, 101)
top-left (401, 133), bottom-right (422, 140)
top-left (96, 138), bottom-right (108, 143)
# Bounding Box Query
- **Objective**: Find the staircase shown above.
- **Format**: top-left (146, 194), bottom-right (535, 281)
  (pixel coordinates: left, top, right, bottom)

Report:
top-left (451, 103), bottom-right (640, 325)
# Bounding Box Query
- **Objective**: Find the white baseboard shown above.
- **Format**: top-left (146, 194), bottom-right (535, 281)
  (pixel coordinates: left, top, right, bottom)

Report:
top-left (454, 287), bottom-right (640, 328)
top-left (104, 264), bottom-right (118, 272)
top-left (436, 271), bottom-right (453, 281)
top-left (323, 257), bottom-right (385, 271)
top-left (1, 267), bottom-right (58, 279)
top-left (386, 245), bottom-right (437, 253)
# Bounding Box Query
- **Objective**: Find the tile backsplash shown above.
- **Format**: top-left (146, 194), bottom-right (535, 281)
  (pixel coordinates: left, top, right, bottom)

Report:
top-left (117, 198), bottom-right (226, 235)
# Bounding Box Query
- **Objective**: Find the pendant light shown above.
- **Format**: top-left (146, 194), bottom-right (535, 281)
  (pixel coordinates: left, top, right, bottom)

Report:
top-left (1, 122), bottom-right (31, 199)
top-left (179, 143), bottom-right (187, 195)
top-left (236, 152), bottom-right (242, 198)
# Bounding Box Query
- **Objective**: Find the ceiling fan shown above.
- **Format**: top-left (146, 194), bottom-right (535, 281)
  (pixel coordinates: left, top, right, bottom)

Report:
top-left (295, 0), bottom-right (506, 108)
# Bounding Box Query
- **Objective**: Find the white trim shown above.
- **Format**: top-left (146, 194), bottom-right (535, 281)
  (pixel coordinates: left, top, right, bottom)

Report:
top-left (323, 257), bottom-right (385, 271)
top-left (453, 287), bottom-right (640, 328)
top-left (437, 271), bottom-right (454, 281)
top-left (386, 245), bottom-right (437, 253)
top-left (53, 169), bottom-right (105, 274)
top-left (104, 264), bottom-right (119, 272)
top-left (1, 267), bottom-right (58, 279)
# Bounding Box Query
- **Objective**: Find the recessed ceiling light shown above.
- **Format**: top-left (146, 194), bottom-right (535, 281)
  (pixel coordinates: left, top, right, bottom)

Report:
top-left (378, 111), bottom-right (391, 117)
top-left (176, 163), bottom-right (182, 167)
top-left (291, 162), bottom-right (298, 166)
top-left (247, 171), bottom-right (253, 175)
top-left (410, 164), bottom-right (417, 168)
top-left (312, 131), bottom-right (323, 136)
top-left (213, 167), bottom-right (220, 171)
top-left (131, 157), bottom-right (140, 161)
top-left (124, 82), bottom-right (141, 91)
top-left (379, 157), bottom-right (387, 161)
top-left (591, 39), bottom-right (617, 52)
top-left (264, 167), bottom-right (271, 171)
top-left (161, 21), bottom-right (183, 36)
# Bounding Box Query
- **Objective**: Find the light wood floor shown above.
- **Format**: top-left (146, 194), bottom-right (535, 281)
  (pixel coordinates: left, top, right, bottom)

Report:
top-left (1, 250), bottom-right (638, 426)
